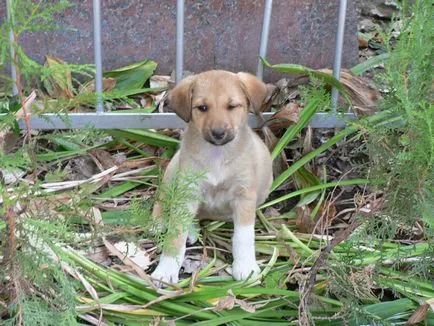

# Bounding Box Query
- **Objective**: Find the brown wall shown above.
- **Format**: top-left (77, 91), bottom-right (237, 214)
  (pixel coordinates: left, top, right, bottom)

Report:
top-left (0, 0), bottom-right (358, 81)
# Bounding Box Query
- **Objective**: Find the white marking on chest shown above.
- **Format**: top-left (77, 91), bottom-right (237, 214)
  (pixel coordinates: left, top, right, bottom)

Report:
top-left (203, 146), bottom-right (226, 186)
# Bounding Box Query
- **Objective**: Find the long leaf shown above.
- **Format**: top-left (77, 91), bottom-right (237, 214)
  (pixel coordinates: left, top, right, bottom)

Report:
top-left (270, 111), bottom-right (392, 192)
top-left (105, 87), bottom-right (166, 99)
top-left (261, 57), bottom-right (350, 104)
top-left (271, 97), bottom-right (320, 160)
top-left (107, 129), bottom-right (179, 148)
top-left (350, 53), bottom-right (390, 75)
top-left (104, 60), bottom-right (158, 91)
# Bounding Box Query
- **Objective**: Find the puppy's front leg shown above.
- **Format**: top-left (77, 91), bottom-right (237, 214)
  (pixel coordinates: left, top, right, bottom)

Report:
top-left (151, 202), bottom-right (198, 286)
top-left (232, 194), bottom-right (260, 280)
top-left (151, 232), bottom-right (188, 286)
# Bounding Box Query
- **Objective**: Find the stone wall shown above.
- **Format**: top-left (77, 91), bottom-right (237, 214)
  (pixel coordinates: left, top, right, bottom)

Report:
top-left (0, 0), bottom-right (358, 81)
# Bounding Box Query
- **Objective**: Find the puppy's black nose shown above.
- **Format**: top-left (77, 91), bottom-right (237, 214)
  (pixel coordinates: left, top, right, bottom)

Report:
top-left (211, 128), bottom-right (226, 140)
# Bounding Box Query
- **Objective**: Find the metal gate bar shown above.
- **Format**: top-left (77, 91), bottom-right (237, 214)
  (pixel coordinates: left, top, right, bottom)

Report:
top-left (256, 0), bottom-right (273, 79)
top-left (331, 0), bottom-right (347, 111)
top-left (4, 0), bottom-right (355, 130)
top-left (16, 112), bottom-right (356, 130)
top-left (92, 0), bottom-right (104, 113)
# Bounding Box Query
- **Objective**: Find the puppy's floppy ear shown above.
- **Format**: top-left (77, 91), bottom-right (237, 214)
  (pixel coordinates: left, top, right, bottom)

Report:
top-left (237, 72), bottom-right (269, 114)
top-left (169, 75), bottom-right (196, 122)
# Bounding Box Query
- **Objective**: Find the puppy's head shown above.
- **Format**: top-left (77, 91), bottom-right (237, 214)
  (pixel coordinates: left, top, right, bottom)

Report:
top-left (170, 70), bottom-right (268, 146)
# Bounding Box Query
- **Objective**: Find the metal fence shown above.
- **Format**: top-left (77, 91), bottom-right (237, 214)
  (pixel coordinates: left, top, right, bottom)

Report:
top-left (5, 0), bottom-right (354, 130)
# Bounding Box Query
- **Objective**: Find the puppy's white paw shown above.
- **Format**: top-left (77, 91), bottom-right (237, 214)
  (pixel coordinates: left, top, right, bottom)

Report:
top-left (151, 255), bottom-right (182, 287)
top-left (232, 260), bottom-right (260, 281)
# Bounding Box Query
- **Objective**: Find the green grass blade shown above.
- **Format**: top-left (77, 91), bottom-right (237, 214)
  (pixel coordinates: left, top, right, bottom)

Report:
top-left (270, 111), bottom-right (392, 192)
top-left (191, 300), bottom-right (289, 326)
top-left (107, 129), bottom-right (179, 148)
top-left (271, 97), bottom-right (320, 160)
top-left (350, 53), bottom-right (390, 75)
top-left (96, 182), bottom-right (140, 199)
top-left (105, 87), bottom-right (166, 99)
top-left (261, 57), bottom-right (350, 104)
top-left (261, 179), bottom-right (370, 209)
top-left (36, 140), bottom-right (116, 162)
top-left (61, 247), bottom-right (217, 320)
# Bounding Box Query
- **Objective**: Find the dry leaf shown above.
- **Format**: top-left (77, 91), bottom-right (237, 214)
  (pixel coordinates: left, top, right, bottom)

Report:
top-left (319, 69), bottom-right (381, 116)
top-left (79, 77), bottom-right (116, 94)
top-left (150, 75), bottom-right (171, 89)
top-left (261, 126), bottom-right (289, 179)
top-left (92, 207), bottom-right (104, 227)
top-left (1, 169), bottom-right (26, 184)
top-left (259, 83), bottom-right (278, 112)
top-left (296, 200), bottom-right (337, 234)
top-left (75, 269), bottom-right (100, 302)
top-left (358, 35), bottom-right (369, 48)
top-left (265, 103), bottom-right (302, 131)
top-left (235, 298), bottom-right (256, 313)
top-left (79, 314), bottom-right (108, 326)
top-left (405, 303), bottom-right (429, 325)
top-left (103, 238), bottom-right (156, 289)
top-left (91, 149), bottom-right (117, 169)
top-left (427, 298), bottom-right (434, 311)
top-left (280, 69), bottom-right (381, 116)
top-left (318, 200), bottom-right (337, 227)
top-left (112, 241), bottom-right (151, 271)
top-left (302, 125), bottom-right (313, 154)
top-left (44, 55), bottom-right (74, 98)
top-left (85, 246), bottom-right (110, 265)
top-left (181, 258), bottom-right (202, 274)
top-left (296, 206), bottom-right (316, 233)
top-left (215, 290), bottom-right (236, 311)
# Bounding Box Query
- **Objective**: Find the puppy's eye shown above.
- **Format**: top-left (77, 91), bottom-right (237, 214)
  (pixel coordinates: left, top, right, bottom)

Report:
top-left (197, 105), bottom-right (208, 112)
top-left (228, 104), bottom-right (239, 110)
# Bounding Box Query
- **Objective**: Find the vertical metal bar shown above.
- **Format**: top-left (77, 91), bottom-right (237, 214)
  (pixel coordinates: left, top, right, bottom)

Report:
top-left (6, 0), bottom-right (18, 96)
top-left (176, 0), bottom-right (184, 84)
top-left (331, 0), bottom-right (347, 112)
top-left (256, 0), bottom-right (273, 79)
top-left (92, 0), bottom-right (104, 113)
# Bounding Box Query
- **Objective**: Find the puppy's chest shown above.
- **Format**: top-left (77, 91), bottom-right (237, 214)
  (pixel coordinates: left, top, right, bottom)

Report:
top-left (199, 151), bottom-right (239, 211)
top-left (201, 174), bottom-right (234, 214)
top-left (201, 155), bottom-right (229, 190)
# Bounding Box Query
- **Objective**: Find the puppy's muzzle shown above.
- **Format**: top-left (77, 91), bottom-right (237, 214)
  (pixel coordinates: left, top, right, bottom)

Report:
top-left (205, 128), bottom-right (235, 146)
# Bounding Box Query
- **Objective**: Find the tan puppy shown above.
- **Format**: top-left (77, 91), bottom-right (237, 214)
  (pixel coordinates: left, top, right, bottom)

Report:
top-left (151, 70), bottom-right (273, 285)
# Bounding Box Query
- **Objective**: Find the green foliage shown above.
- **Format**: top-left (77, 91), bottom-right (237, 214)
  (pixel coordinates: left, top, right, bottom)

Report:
top-left (0, 0), bottom-right (432, 325)
top-left (0, 1), bottom-right (84, 324)
top-left (261, 57), bottom-right (350, 104)
top-left (130, 168), bottom-right (205, 255)
top-left (368, 0), bottom-right (433, 232)
top-left (0, 189), bottom-right (78, 324)
top-left (2, 254), bottom-right (77, 326)
top-left (104, 59), bottom-right (158, 91)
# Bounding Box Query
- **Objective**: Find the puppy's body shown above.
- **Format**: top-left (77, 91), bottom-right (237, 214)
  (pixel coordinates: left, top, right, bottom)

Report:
top-left (151, 70), bottom-right (273, 285)
top-left (174, 123), bottom-right (271, 220)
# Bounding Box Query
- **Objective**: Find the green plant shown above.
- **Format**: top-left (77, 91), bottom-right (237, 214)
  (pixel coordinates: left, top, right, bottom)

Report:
top-left (1, 0), bottom-right (432, 325)
top-left (130, 167), bottom-right (205, 255)
top-left (367, 0), bottom-right (433, 231)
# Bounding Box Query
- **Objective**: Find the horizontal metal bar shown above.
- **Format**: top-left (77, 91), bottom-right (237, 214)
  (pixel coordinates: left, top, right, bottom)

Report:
top-left (10, 112), bottom-right (357, 130)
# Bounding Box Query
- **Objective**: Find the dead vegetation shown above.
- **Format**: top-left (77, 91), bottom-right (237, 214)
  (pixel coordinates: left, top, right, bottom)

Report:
top-left (0, 0), bottom-right (433, 325)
